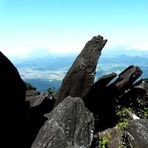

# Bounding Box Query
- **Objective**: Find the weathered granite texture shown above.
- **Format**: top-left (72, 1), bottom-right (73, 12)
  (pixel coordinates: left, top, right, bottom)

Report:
top-left (32, 96), bottom-right (94, 148)
top-left (125, 119), bottom-right (148, 148)
top-left (55, 35), bottom-right (107, 105)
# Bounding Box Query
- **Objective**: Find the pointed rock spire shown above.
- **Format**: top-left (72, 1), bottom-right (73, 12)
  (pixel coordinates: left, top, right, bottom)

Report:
top-left (55, 35), bottom-right (107, 105)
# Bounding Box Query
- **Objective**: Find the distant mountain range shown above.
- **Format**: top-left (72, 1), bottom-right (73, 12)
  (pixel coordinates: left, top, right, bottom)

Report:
top-left (10, 48), bottom-right (148, 92)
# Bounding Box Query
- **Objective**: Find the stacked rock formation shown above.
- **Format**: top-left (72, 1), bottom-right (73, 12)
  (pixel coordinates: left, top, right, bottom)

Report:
top-left (84, 65), bottom-right (143, 130)
top-left (1, 35), bottom-right (148, 148)
top-left (32, 35), bottom-right (108, 147)
top-left (32, 36), bottom-right (148, 147)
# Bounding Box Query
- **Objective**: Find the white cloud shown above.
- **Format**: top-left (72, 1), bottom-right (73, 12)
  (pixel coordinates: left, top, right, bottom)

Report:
top-left (125, 41), bottom-right (148, 51)
top-left (1, 31), bottom-right (148, 58)
top-left (105, 39), bottom-right (128, 49)
top-left (0, 37), bottom-right (83, 57)
top-left (105, 38), bottom-right (148, 52)
top-left (18, 68), bottom-right (66, 81)
top-left (1, 48), bottom-right (33, 57)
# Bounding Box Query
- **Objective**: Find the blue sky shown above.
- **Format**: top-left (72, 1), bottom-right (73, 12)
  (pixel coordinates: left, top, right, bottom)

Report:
top-left (0, 0), bottom-right (148, 56)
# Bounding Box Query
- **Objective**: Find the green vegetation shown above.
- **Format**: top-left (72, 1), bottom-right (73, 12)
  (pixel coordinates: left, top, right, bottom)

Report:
top-left (144, 107), bottom-right (148, 118)
top-left (96, 80), bottom-right (148, 148)
top-left (115, 84), bottom-right (148, 129)
top-left (47, 87), bottom-right (56, 95)
top-left (99, 134), bottom-right (112, 148)
top-left (116, 107), bottom-right (129, 130)
top-left (116, 119), bottom-right (129, 130)
top-left (117, 144), bottom-right (127, 148)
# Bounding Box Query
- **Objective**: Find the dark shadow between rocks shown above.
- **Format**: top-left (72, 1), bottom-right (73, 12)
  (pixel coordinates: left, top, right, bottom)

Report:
top-left (25, 97), bottom-right (55, 148)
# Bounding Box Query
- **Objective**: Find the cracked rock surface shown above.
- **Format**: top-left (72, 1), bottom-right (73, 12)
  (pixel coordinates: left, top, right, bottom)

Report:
top-left (32, 96), bottom-right (94, 148)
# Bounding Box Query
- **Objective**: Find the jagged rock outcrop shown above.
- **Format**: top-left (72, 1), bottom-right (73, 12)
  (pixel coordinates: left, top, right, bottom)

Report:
top-left (55, 35), bottom-right (107, 105)
top-left (32, 96), bottom-right (94, 148)
top-left (112, 65), bottom-right (143, 93)
top-left (84, 65), bottom-right (143, 131)
top-left (124, 119), bottom-right (148, 148)
top-left (1, 34), bottom-right (148, 148)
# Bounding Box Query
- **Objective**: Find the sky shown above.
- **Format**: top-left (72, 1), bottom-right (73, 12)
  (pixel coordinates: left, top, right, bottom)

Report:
top-left (0, 0), bottom-right (148, 57)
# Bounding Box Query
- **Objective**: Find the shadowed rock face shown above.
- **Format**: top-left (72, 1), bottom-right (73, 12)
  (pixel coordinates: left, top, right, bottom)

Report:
top-left (0, 51), bottom-right (55, 148)
top-left (55, 35), bottom-right (107, 105)
top-left (0, 51), bottom-right (26, 147)
top-left (0, 51), bottom-right (26, 115)
top-left (84, 65), bottom-right (143, 131)
top-left (25, 89), bottom-right (55, 148)
top-left (134, 79), bottom-right (148, 96)
top-left (32, 96), bottom-right (94, 148)
top-left (84, 72), bottom-right (117, 113)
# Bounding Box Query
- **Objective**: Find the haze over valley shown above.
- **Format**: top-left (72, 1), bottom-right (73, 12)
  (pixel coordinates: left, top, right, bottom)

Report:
top-left (10, 48), bottom-right (148, 92)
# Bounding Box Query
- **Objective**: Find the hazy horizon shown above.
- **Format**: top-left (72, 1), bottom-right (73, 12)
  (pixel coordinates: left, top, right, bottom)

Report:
top-left (10, 49), bottom-right (148, 92)
top-left (0, 0), bottom-right (148, 57)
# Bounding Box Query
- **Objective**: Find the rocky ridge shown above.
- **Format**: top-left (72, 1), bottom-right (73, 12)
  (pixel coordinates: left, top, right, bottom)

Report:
top-left (0, 35), bottom-right (148, 148)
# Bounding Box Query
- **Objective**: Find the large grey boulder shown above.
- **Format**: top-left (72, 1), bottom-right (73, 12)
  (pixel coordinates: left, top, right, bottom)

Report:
top-left (32, 96), bottom-right (94, 148)
top-left (125, 119), bottom-right (148, 148)
top-left (55, 35), bottom-right (107, 105)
